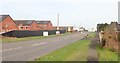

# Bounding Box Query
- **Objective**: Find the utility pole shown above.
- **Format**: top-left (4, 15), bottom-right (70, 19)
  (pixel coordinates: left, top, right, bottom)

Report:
top-left (56, 13), bottom-right (60, 35)
top-left (57, 13), bottom-right (59, 30)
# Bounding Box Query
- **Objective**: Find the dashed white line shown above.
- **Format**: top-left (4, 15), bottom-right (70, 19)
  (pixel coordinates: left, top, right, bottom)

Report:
top-left (2, 47), bottom-right (22, 52)
top-left (32, 42), bottom-right (47, 46)
top-left (2, 48), bottom-right (13, 52)
top-left (2, 42), bottom-right (47, 52)
top-left (12, 47), bottom-right (22, 50)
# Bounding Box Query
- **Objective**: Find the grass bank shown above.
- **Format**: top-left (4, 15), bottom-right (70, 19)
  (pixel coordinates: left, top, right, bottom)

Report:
top-left (97, 45), bottom-right (118, 61)
top-left (36, 40), bottom-right (91, 61)
top-left (35, 32), bottom-right (95, 61)
top-left (1, 32), bottom-right (71, 43)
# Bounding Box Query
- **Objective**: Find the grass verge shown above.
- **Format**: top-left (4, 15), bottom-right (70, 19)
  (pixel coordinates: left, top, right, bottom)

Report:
top-left (97, 46), bottom-right (118, 61)
top-left (36, 39), bottom-right (91, 61)
top-left (88, 32), bottom-right (96, 38)
top-left (1, 32), bottom-right (71, 43)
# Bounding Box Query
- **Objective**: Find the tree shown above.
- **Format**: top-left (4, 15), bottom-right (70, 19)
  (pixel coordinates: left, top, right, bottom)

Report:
top-left (97, 23), bottom-right (109, 32)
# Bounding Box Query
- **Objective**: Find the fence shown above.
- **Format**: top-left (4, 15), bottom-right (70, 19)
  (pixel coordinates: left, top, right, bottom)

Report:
top-left (2, 30), bottom-right (66, 38)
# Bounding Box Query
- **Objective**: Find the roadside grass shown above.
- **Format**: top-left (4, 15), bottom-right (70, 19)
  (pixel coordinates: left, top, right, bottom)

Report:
top-left (1, 32), bottom-right (71, 43)
top-left (35, 32), bottom-right (96, 61)
top-left (36, 39), bottom-right (91, 61)
top-left (88, 32), bottom-right (96, 38)
top-left (97, 46), bottom-right (118, 61)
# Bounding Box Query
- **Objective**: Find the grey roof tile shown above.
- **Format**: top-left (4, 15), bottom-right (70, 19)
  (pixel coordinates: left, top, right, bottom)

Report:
top-left (35, 21), bottom-right (51, 24)
top-left (14, 20), bottom-right (34, 26)
top-left (0, 15), bottom-right (9, 21)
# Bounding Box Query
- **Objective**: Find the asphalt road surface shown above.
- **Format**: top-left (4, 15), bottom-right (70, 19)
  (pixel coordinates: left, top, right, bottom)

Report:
top-left (2, 32), bottom-right (89, 61)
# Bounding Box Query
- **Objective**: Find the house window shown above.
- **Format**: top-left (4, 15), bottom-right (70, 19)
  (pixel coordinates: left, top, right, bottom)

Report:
top-left (20, 27), bottom-right (23, 29)
top-left (19, 26), bottom-right (23, 29)
top-left (25, 26), bottom-right (28, 29)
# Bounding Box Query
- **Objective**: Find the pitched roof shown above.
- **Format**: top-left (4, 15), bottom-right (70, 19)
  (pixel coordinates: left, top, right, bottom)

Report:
top-left (0, 15), bottom-right (9, 21)
top-left (35, 21), bottom-right (51, 24)
top-left (14, 20), bottom-right (34, 26)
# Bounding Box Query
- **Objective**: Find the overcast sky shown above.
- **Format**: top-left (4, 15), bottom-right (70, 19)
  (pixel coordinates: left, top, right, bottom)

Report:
top-left (0, 0), bottom-right (119, 30)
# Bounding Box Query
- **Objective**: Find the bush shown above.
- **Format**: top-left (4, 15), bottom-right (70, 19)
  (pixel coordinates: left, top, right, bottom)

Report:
top-left (118, 32), bottom-right (120, 42)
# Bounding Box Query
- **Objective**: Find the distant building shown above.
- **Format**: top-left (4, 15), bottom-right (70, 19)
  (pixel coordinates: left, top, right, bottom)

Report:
top-left (53, 26), bottom-right (74, 32)
top-left (79, 27), bottom-right (85, 31)
top-left (0, 15), bottom-right (17, 34)
top-left (35, 21), bottom-right (53, 30)
top-left (14, 20), bottom-right (38, 30)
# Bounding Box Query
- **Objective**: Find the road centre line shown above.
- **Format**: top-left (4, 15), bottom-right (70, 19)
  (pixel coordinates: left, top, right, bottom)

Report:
top-left (2, 42), bottom-right (47, 52)
top-left (2, 47), bottom-right (22, 52)
top-left (32, 42), bottom-right (47, 46)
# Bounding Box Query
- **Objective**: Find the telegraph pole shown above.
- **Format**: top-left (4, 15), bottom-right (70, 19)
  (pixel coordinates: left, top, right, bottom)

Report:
top-left (56, 13), bottom-right (60, 35)
top-left (57, 13), bottom-right (59, 30)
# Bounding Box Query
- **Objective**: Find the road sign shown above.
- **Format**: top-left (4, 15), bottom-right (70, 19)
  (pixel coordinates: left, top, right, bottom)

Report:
top-left (43, 31), bottom-right (48, 36)
top-left (56, 31), bottom-right (60, 35)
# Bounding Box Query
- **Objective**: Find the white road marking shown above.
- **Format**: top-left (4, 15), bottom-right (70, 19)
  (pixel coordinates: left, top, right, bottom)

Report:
top-left (2, 42), bottom-right (47, 52)
top-left (12, 47), bottom-right (22, 50)
top-left (2, 48), bottom-right (13, 52)
top-left (2, 47), bottom-right (22, 52)
top-left (32, 42), bottom-right (47, 46)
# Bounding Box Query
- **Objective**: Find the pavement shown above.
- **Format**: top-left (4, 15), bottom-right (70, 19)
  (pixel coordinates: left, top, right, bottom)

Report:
top-left (1, 32), bottom-right (89, 61)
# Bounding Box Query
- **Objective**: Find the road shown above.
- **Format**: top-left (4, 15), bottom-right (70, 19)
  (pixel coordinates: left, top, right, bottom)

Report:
top-left (2, 32), bottom-right (89, 61)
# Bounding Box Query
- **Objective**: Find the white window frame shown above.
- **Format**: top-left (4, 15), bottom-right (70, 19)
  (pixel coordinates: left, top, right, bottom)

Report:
top-left (19, 26), bottom-right (23, 29)
top-left (25, 26), bottom-right (28, 29)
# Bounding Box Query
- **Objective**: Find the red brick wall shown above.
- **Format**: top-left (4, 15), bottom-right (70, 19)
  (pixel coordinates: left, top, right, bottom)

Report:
top-left (17, 24), bottom-right (30, 30)
top-left (0, 16), bottom-right (17, 32)
top-left (17, 22), bottom-right (39, 31)
top-left (37, 24), bottom-right (46, 30)
top-left (47, 22), bottom-right (53, 30)
top-left (37, 22), bottom-right (53, 30)
top-left (30, 21), bottom-right (38, 30)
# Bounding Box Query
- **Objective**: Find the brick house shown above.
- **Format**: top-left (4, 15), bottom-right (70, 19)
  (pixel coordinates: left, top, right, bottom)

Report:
top-left (35, 21), bottom-right (53, 30)
top-left (53, 26), bottom-right (74, 32)
top-left (14, 20), bottom-right (38, 30)
top-left (0, 15), bottom-right (17, 34)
